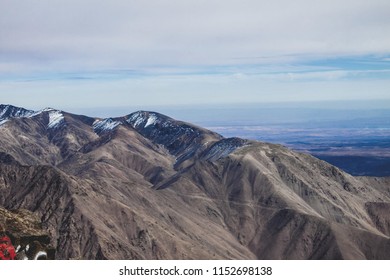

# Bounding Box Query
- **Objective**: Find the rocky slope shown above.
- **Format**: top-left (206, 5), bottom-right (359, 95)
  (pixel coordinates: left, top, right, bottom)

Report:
top-left (0, 104), bottom-right (389, 259)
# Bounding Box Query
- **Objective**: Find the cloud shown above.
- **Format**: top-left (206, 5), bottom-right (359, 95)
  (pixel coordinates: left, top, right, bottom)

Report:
top-left (1, 0), bottom-right (390, 72)
top-left (0, 0), bottom-right (389, 108)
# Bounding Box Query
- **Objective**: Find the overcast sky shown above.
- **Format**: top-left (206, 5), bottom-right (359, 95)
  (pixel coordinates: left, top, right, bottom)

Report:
top-left (0, 0), bottom-right (389, 113)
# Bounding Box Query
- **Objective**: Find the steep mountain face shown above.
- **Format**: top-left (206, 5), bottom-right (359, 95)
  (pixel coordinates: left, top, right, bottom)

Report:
top-left (125, 111), bottom-right (223, 168)
top-left (0, 104), bottom-right (389, 259)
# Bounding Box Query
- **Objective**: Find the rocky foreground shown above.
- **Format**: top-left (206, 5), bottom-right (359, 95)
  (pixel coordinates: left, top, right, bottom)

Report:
top-left (0, 207), bottom-right (54, 259)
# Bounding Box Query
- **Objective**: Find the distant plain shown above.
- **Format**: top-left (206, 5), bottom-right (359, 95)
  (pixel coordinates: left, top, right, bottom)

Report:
top-left (161, 101), bottom-right (390, 177)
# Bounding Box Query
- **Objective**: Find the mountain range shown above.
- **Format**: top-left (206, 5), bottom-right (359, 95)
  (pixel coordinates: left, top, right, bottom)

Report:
top-left (0, 104), bottom-right (389, 259)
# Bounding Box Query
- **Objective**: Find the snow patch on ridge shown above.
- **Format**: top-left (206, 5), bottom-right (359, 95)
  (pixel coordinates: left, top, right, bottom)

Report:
top-left (0, 105), bottom-right (66, 129)
top-left (145, 114), bottom-right (158, 127)
top-left (202, 138), bottom-right (248, 162)
top-left (127, 112), bottom-right (163, 129)
top-left (126, 111), bottom-right (200, 143)
top-left (93, 118), bottom-right (122, 133)
top-left (127, 112), bottom-right (145, 127)
top-left (47, 110), bottom-right (65, 129)
top-left (29, 107), bottom-right (55, 118)
top-left (0, 104), bottom-right (35, 120)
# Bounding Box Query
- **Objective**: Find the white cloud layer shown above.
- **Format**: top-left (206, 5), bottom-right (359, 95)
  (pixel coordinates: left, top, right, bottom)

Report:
top-left (1, 0), bottom-right (390, 72)
top-left (0, 0), bottom-right (389, 108)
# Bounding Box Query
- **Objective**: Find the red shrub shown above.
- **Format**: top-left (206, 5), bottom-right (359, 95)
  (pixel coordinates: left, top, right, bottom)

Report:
top-left (0, 236), bottom-right (16, 260)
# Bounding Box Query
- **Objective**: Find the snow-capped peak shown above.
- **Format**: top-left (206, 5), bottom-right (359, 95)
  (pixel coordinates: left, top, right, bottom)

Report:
top-left (126, 111), bottom-right (163, 129)
top-left (93, 118), bottom-right (122, 134)
top-left (28, 107), bottom-right (55, 117)
top-left (0, 105), bottom-right (35, 127)
top-left (126, 111), bottom-right (146, 127)
top-left (0, 104), bottom-right (65, 129)
top-left (126, 111), bottom-right (200, 139)
top-left (0, 105), bottom-right (35, 120)
top-left (29, 108), bottom-right (65, 129)
top-left (42, 107), bottom-right (55, 112)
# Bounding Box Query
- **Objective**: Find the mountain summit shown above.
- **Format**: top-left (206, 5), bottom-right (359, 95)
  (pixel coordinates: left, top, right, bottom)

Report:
top-left (0, 105), bottom-right (389, 259)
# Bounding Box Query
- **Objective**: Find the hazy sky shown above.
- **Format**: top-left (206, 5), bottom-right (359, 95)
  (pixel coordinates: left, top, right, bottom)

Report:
top-left (1, 0), bottom-right (389, 112)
